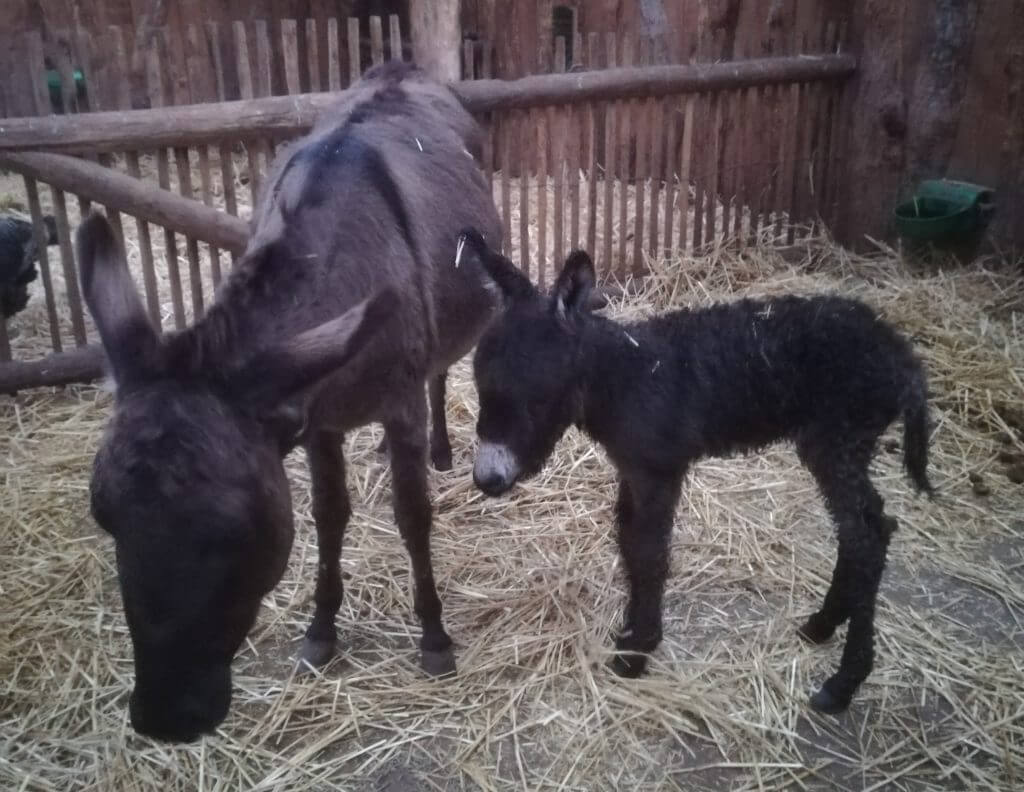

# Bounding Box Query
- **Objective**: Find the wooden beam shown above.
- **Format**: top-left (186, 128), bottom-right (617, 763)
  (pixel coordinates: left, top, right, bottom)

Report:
top-left (0, 55), bottom-right (857, 154)
top-left (0, 345), bottom-right (106, 394)
top-left (0, 151), bottom-right (249, 254)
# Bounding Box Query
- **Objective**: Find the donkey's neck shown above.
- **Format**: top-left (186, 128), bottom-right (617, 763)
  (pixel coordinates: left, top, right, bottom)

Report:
top-left (576, 315), bottom-right (655, 442)
top-left (165, 248), bottom-right (311, 372)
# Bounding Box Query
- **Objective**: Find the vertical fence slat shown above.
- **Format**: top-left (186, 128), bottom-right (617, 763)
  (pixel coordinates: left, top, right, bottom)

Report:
top-left (552, 36), bottom-right (566, 267)
top-left (463, 40), bottom-right (475, 80)
top-left (157, 148), bottom-right (186, 329)
top-left (369, 16), bottom-right (384, 67)
top-left (632, 38), bottom-right (650, 272)
top-left (501, 109), bottom-right (512, 255)
top-left (536, 108), bottom-right (548, 287)
top-left (173, 147), bottom-right (204, 316)
top-left (389, 14), bottom-right (403, 62)
top-left (24, 178), bottom-right (62, 353)
top-left (785, 79), bottom-right (805, 244)
top-left (662, 99), bottom-right (679, 256)
top-left (54, 29), bottom-right (80, 114)
top-left (677, 96), bottom-right (695, 254)
top-left (602, 34), bottom-right (617, 277)
top-left (585, 33), bottom-right (600, 258)
top-left (206, 22), bottom-right (227, 104)
top-left (185, 23), bottom-right (213, 105)
top-left (282, 19), bottom-right (301, 95)
top-left (647, 97), bottom-right (664, 260)
top-left (197, 146), bottom-right (222, 288)
top-left (327, 18), bottom-right (341, 90)
top-left (706, 92), bottom-right (723, 247)
top-left (233, 22), bottom-right (262, 209)
top-left (348, 18), bottom-right (361, 82)
top-left (518, 112), bottom-right (530, 275)
top-left (617, 37), bottom-right (634, 279)
top-left (125, 154), bottom-right (163, 327)
top-left (233, 22), bottom-right (254, 100)
top-left (254, 21), bottom-right (275, 202)
top-left (25, 32), bottom-right (51, 117)
top-left (569, 31), bottom-right (583, 250)
top-left (254, 20), bottom-right (273, 98)
top-left (306, 19), bottom-right (321, 92)
top-left (147, 36), bottom-right (186, 329)
top-left (49, 189), bottom-right (87, 346)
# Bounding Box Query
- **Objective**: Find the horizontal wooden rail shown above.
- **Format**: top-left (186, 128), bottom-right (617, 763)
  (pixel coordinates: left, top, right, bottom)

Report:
top-left (0, 344), bottom-right (105, 394)
top-left (0, 151), bottom-right (249, 253)
top-left (0, 55), bottom-right (856, 154)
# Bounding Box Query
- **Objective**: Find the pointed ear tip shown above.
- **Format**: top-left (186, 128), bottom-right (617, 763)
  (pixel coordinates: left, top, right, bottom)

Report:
top-left (75, 210), bottom-right (116, 253)
top-left (566, 249), bottom-right (595, 272)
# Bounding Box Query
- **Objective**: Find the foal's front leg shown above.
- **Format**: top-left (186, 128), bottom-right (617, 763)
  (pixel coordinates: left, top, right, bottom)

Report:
top-left (386, 392), bottom-right (455, 676)
top-left (301, 430), bottom-right (350, 667)
top-left (611, 471), bottom-right (683, 677)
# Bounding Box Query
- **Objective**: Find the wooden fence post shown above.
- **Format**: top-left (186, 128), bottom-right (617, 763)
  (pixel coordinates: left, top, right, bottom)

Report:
top-left (410, 0), bottom-right (461, 82)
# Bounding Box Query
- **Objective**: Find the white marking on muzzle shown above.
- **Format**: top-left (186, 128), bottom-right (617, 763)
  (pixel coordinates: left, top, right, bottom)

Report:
top-left (474, 442), bottom-right (521, 486)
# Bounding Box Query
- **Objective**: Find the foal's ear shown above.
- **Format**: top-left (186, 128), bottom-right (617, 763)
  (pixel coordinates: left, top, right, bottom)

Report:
top-left (230, 287), bottom-right (398, 414)
top-left (458, 227), bottom-right (535, 302)
top-left (552, 250), bottom-right (596, 320)
top-left (76, 211), bottom-right (161, 385)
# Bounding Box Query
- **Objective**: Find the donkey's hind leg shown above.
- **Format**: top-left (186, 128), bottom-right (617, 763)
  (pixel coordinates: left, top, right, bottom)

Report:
top-left (377, 373), bottom-right (452, 471)
top-left (798, 430), bottom-right (894, 713)
top-left (301, 430), bottom-right (350, 668)
top-left (428, 371), bottom-right (453, 471)
top-left (386, 391), bottom-right (455, 676)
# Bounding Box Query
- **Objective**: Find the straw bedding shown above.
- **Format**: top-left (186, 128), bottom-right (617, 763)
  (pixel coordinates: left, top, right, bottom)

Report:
top-left (1, 164), bottom-right (1023, 791)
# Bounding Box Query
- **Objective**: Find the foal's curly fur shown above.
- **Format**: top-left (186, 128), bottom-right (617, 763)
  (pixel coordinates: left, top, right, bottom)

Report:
top-left (463, 230), bottom-right (933, 714)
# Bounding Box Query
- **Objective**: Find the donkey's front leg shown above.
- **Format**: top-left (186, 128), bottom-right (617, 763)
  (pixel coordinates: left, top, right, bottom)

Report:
top-left (611, 470), bottom-right (683, 678)
top-left (301, 430), bottom-right (350, 668)
top-left (386, 394), bottom-right (455, 676)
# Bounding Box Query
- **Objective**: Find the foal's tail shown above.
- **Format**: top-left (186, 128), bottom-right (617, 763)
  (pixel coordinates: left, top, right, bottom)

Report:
top-left (902, 365), bottom-right (934, 495)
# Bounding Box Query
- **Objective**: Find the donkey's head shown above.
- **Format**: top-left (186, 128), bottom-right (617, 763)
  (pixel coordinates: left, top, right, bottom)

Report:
top-left (77, 212), bottom-right (394, 741)
top-left (459, 229), bottom-right (597, 495)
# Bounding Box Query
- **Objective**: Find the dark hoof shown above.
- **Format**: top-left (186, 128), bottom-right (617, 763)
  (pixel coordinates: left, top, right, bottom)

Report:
top-left (376, 435), bottom-right (389, 455)
top-left (299, 637), bottom-right (336, 669)
top-left (797, 616), bottom-right (835, 645)
top-left (809, 685), bottom-right (850, 715)
top-left (431, 447), bottom-right (453, 472)
top-left (420, 647), bottom-right (456, 677)
top-left (609, 651), bottom-right (647, 678)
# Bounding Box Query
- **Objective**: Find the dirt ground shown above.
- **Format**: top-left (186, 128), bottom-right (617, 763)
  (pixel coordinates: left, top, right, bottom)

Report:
top-left (1, 164), bottom-right (1023, 790)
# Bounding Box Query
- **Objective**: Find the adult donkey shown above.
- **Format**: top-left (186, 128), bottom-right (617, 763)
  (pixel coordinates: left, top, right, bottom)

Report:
top-left (76, 61), bottom-right (501, 742)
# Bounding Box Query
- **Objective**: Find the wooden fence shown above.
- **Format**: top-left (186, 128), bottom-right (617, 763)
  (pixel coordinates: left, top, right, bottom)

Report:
top-left (0, 16), bottom-right (854, 391)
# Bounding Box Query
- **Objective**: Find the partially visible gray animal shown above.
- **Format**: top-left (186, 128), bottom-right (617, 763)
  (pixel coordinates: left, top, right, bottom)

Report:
top-left (76, 60), bottom-right (502, 742)
top-left (0, 213), bottom-right (57, 318)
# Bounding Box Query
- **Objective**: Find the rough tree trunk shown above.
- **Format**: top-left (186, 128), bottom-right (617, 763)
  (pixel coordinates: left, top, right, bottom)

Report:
top-left (409, 0), bottom-right (461, 83)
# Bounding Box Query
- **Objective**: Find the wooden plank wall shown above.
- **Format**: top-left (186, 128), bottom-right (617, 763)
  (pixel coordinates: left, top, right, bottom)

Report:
top-left (0, 9), bottom-right (852, 372)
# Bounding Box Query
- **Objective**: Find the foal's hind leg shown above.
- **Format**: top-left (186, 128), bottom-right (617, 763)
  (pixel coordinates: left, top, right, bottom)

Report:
top-left (798, 434), bottom-right (894, 713)
top-left (377, 373), bottom-right (452, 472)
top-left (301, 430), bottom-right (350, 667)
top-left (428, 372), bottom-right (453, 471)
top-left (386, 392), bottom-right (455, 676)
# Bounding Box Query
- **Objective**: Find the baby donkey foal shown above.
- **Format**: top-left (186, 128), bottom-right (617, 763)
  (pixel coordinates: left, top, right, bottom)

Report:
top-left (460, 230), bottom-right (933, 714)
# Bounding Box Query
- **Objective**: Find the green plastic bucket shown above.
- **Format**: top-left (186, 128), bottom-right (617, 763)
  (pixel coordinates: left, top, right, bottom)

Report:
top-left (893, 179), bottom-right (995, 243)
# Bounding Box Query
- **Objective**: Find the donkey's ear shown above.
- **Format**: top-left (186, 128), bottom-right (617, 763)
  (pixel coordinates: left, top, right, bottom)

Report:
top-left (551, 250), bottom-right (596, 319)
top-left (76, 211), bottom-right (161, 385)
top-left (230, 287), bottom-right (398, 413)
top-left (458, 227), bottom-right (535, 302)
